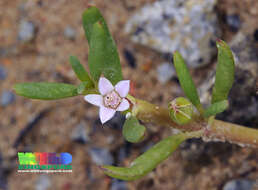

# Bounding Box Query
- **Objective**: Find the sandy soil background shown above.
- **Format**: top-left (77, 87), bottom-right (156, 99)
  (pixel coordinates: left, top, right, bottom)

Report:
top-left (0, 0), bottom-right (258, 189)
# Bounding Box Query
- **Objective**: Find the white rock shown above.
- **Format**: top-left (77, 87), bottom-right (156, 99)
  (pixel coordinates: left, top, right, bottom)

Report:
top-left (125, 0), bottom-right (220, 67)
top-left (157, 62), bottom-right (175, 84)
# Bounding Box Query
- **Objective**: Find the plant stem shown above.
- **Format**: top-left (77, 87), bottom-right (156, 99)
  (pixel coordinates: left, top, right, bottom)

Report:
top-left (207, 120), bottom-right (258, 148)
top-left (127, 95), bottom-right (258, 148)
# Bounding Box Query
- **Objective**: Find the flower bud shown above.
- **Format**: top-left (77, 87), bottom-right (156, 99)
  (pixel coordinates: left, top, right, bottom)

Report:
top-left (168, 97), bottom-right (193, 125)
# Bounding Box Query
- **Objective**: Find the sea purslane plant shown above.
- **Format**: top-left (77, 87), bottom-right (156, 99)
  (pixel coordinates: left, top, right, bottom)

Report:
top-left (14, 6), bottom-right (258, 181)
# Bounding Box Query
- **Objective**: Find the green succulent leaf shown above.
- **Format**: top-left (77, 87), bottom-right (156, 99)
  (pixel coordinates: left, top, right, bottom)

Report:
top-left (204, 100), bottom-right (229, 118)
top-left (101, 133), bottom-right (187, 181)
top-left (173, 52), bottom-right (203, 113)
top-left (14, 82), bottom-right (78, 100)
top-left (122, 116), bottom-right (146, 143)
top-left (212, 40), bottom-right (235, 103)
top-left (83, 6), bottom-right (123, 85)
top-left (69, 56), bottom-right (94, 85)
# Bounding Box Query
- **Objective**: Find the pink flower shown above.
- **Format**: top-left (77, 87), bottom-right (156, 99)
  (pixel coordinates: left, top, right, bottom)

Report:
top-left (84, 77), bottom-right (130, 124)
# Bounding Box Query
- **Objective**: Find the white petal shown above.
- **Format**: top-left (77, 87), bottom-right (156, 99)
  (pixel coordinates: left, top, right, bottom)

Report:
top-left (116, 99), bottom-right (130, 111)
top-left (115, 80), bottom-right (130, 98)
top-left (99, 106), bottom-right (116, 124)
top-left (98, 77), bottom-right (114, 95)
top-left (84, 94), bottom-right (103, 107)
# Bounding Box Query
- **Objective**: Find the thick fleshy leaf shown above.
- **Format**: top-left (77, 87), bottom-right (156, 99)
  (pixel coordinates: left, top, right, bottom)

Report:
top-left (84, 7), bottom-right (123, 85)
top-left (122, 116), bottom-right (145, 143)
top-left (101, 133), bottom-right (187, 181)
top-left (14, 82), bottom-right (78, 100)
top-left (204, 100), bottom-right (229, 118)
top-left (69, 56), bottom-right (94, 85)
top-left (212, 40), bottom-right (235, 103)
top-left (173, 52), bottom-right (203, 113)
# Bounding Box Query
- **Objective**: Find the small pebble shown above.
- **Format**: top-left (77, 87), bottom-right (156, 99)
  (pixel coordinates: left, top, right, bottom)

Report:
top-left (111, 179), bottom-right (128, 190)
top-left (226, 14), bottom-right (241, 32)
top-left (0, 152), bottom-right (7, 190)
top-left (35, 175), bottom-right (51, 190)
top-left (118, 142), bottom-right (131, 163)
top-left (141, 142), bottom-right (154, 153)
top-left (0, 66), bottom-right (7, 80)
top-left (223, 179), bottom-right (254, 190)
top-left (1, 91), bottom-right (15, 107)
top-left (0, 170), bottom-right (7, 190)
top-left (253, 29), bottom-right (258, 42)
top-left (18, 20), bottom-right (36, 42)
top-left (123, 49), bottom-right (136, 68)
top-left (157, 62), bottom-right (175, 84)
top-left (106, 112), bottom-right (125, 130)
top-left (71, 122), bottom-right (90, 144)
top-left (89, 147), bottom-right (114, 165)
top-left (64, 26), bottom-right (76, 40)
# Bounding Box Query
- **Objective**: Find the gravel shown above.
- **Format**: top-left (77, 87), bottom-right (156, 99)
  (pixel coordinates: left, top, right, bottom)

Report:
top-left (125, 0), bottom-right (220, 67)
top-left (111, 179), bottom-right (128, 190)
top-left (35, 175), bottom-right (51, 190)
top-left (71, 122), bottom-right (90, 144)
top-left (89, 147), bottom-right (114, 165)
top-left (1, 91), bottom-right (15, 107)
top-left (226, 14), bottom-right (241, 32)
top-left (0, 66), bottom-right (7, 80)
top-left (64, 26), bottom-right (76, 40)
top-left (123, 49), bottom-right (137, 68)
top-left (18, 20), bottom-right (36, 42)
top-left (156, 62), bottom-right (175, 84)
top-left (223, 179), bottom-right (254, 190)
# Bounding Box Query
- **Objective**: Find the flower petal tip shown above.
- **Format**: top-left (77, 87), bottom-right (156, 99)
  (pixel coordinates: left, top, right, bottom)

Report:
top-left (84, 94), bottom-right (103, 107)
top-left (115, 80), bottom-right (130, 98)
top-left (98, 77), bottom-right (114, 95)
top-left (117, 99), bottom-right (130, 111)
top-left (99, 106), bottom-right (116, 124)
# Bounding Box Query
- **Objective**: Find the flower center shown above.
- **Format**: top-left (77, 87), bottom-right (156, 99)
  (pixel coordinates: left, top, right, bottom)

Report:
top-left (103, 90), bottom-right (122, 109)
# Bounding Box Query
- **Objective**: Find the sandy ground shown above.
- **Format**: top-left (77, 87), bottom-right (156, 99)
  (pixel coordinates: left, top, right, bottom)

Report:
top-left (0, 0), bottom-right (258, 189)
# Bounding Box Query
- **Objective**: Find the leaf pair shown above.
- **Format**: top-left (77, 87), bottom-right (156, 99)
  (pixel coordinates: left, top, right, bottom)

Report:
top-left (14, 6), bottom-right (123, 100)
top-left (83, 6), bottom-right (123, 85)
top-left (173, 40), bottom-right (234, 118)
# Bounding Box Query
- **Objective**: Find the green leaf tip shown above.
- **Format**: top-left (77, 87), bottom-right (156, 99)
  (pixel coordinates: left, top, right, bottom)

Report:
top-left (212, 39), bottom-right (235, 103)
top-left (14, 82), bottom-right (78, 100)
top-left (204, 100), bottom-right (229, 118)
top-left (173, 51), bottom-right (203, 113)
top-left (122, 116), bottom-right (146, 143)
top-left (82, 6), bottom-right (106, 44)
top-left (69, 56), bottom-right (94, 85)
top-left (100, 133), bottom-right (188, 181)
top-left (83, 6), bottom-right (123, 85)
